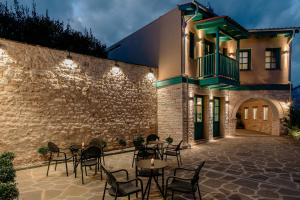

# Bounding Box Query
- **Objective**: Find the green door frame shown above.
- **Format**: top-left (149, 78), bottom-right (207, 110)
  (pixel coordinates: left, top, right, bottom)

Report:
top-left (194, 95), bottom-right (204, 140)
top-left (213, 97), bottom-right (221, 137)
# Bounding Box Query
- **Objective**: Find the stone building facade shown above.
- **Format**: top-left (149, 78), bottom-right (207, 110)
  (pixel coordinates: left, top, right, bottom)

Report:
top-left (0, 39), bottom-right (157, 166)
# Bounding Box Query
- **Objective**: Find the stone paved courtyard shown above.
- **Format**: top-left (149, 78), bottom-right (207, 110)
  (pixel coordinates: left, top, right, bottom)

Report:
top-left (17, 130), bottom-right (300, 200)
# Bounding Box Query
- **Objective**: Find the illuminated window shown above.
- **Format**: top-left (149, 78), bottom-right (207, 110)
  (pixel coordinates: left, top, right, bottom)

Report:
top-left (253, 107), bottom-right (258, 120)
top-left (265, 48), bottom-right (281, 69)
top-left (244, 107), bottom-right (248, 120)
top-left (263, 106), bottom-right (269, 120)
top-left (239, 49), bottom-right (251, 70)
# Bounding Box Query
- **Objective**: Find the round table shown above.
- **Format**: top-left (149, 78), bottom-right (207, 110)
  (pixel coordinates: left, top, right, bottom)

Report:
top-left (136, 159), bottom-right (167, 200)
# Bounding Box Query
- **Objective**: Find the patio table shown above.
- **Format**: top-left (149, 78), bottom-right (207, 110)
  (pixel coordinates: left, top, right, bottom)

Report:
top-left (136, 159), bottom-right (167, 200)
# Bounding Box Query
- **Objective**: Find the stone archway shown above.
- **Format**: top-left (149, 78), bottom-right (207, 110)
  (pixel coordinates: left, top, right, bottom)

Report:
top-left (229, 94), bottom-right (286, 136)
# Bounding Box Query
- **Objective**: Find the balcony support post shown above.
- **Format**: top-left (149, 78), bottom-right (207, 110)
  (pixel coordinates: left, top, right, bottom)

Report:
top-left (236, 39), bottom-right (240, 81)
top-left (215, 28), bottom-right (220, 76)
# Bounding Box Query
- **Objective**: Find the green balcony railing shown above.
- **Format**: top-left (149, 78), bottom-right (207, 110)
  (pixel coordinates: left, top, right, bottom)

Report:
top-left (197, 53), bottom-right (239, 84)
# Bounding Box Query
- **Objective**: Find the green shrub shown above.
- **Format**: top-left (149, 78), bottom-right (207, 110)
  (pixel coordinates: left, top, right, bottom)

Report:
top-left (0, 183), bottom-right (19, 200)
top-left (288, 127), bottom-right (300, 140)
top-left (0, 166), bottom-right (16, 183)
top-left (0, 152), bottom-right (18, 200)
top-left (0, 152), bottom-right (15, 161)
top-left (37, 146), bottom-right (48, 155)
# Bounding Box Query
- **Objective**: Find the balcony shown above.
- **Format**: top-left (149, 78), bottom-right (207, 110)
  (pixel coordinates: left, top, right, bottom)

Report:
top-left (197, 53), bottom-right (240, 88)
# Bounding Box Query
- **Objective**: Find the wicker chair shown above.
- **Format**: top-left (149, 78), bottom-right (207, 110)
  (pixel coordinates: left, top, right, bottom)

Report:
top-left (89, 138), bottom-right (106, 165)
top-left (77, 146), bottom-right (103, 184)
top-left (163, 140), bottom-right (183, 167)
top-left (102, 165), bottom-right (143, 200)
top-left (46, 142), bottom-right (72, 176)
top-left (165, 161), bottom-right (206, 200)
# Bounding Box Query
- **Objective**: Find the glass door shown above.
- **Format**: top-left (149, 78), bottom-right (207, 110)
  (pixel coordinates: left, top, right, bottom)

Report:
top-left (194, 95), bottom-right (204, 140)
top-left (213, 97), bottom-right (221, 137)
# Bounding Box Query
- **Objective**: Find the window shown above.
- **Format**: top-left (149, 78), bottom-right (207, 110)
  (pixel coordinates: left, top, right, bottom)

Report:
top-left (189, 32), bottom-right (195, 59)
top-left (239, 49), bottom-right (251, 70)
top-left (244, 107), bottom-right (249, 120)
top-left (253, 107), bottom-right (258, 120)
top-left (265, 48), bottom-right (281, 69)
top-left (263, 106), bottom-right (269, 120)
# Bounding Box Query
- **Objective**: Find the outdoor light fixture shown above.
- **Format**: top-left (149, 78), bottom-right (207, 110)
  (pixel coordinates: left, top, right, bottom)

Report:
top-left (146, 68), bottom-right (155, 81)
top-left (228, 52), bottom-right (235, 56)
top-left (281, 50), bottom-right (289, 55)
top-left (111, 63), bottom-right (122, 76)
top-left (62, 58), bottom-right (77, 69)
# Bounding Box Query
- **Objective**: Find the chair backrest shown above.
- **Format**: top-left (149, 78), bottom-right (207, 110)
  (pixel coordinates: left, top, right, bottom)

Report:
top-left (175, 140), bottom-right (183, 151)
top-left (89, 137), bottom-right (106, 148)
top-left (81, 146), bottom-right (102, 161)
top-left (89, 138), bottom-right (101, 147)
top-left (191, 161), bottom-right (205, 186)
top-left (146, 134), bottom-right (159, 143)
top-left (69, 144), bottom-right (80, 154)
top-left (48, 142), bottom-right (59, 153)
top-left (101, 165), bottom-right (118, 190)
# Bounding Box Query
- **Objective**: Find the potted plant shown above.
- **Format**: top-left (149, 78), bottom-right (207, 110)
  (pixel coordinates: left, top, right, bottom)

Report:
top-left (37, 146), bottom-right (49, 160)
top-left (133, 135), bottom-right (144, 148)
top-left (165, 136), bottom-right (173, 145)
top-left (0, 152), bottom-right (19, 200)
top-left (117, 138), bottom-right (127, 151)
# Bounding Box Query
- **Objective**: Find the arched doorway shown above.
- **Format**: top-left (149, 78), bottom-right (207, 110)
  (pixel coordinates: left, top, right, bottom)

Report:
top-left (230, 96), bottom-right (285, 136)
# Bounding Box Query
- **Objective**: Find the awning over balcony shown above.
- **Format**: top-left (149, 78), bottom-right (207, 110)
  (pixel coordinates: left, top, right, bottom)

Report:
top-left (194, 16), bottom-right (249, 40)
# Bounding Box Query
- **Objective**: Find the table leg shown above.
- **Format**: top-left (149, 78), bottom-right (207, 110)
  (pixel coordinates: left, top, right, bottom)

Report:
top-left (142, 176), bottom-right (152, 200)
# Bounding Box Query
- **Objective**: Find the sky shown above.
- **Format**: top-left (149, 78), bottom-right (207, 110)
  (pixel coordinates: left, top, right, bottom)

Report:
top-left (6, 0), bottom-right (300, 86)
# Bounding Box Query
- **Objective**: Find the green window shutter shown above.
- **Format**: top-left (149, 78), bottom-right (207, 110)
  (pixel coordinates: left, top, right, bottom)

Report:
top-left (189, 32), bottom-right (195, 59)
top-left (275, 48), bottom-right (281, 69)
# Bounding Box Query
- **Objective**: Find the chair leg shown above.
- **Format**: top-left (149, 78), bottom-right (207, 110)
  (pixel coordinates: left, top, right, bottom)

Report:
top-left (65, 159), bottom-right (69, 176)
top-left (102, 155), bottom-right (105, 165)
top-left (165, 154), bottom-right (168, 161)
top-left (171, 191), bottom-right (174, 200)
top-left (176, 155), bottom-right (180, 167)
top-left (179, 153), bottom-right (183, 165)
top-left (102, 182), bottom-right (107, 200)
top-left (55, 161), bottom-right (58, 171)
top-left (128, 194), bottom-right (130, 200)
top-left (197, 184), bottom-right (202, 200)
top-left (81, 165), bottom-right (84, 184)
top-left (132, 154), bottom-right (135, 168)
top-left (85, 166), bottom-right (88, 176)
top-left (192, 192), bottom-right (196, 200)
top-left (46, 159), bottom-right (51, 176)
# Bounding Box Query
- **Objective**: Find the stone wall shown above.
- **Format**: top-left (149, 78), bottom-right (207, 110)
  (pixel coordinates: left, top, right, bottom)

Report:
top-left (157, 83), bottom-right (184, 143)
top-left (238, 99), bottom-right (273, 134)
top-left (0, 39), bottom-right (157, 166)
top-left (227, 90), bottom-right (290, 136)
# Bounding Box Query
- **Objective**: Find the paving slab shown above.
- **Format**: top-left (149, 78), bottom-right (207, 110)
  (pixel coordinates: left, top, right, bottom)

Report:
top-left (16, 130), bottom-right (300, 199)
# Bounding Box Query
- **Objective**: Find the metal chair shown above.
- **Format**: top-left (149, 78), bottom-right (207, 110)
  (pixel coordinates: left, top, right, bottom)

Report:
top-left (164, 140), bottom-right (183, 167)
top-left (46, 142), bottom-right (72, 176)
top-left (165, 161), bottom-right (206, 200)
top-left (102, 165), bottom-right (143, 200)
top-left (89, 137), bottom-right (106, 165)
top-left (77, 146), bottom-right (103, 184)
